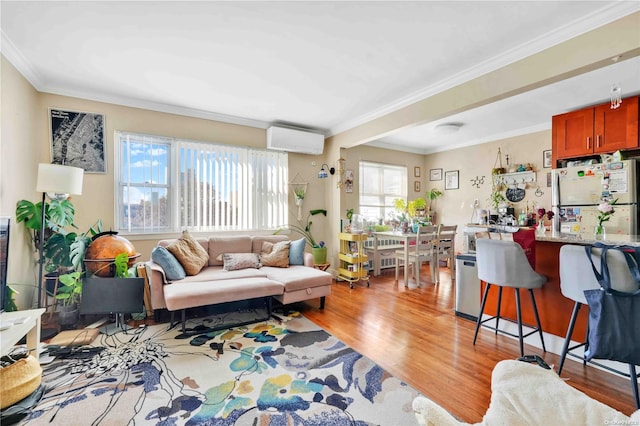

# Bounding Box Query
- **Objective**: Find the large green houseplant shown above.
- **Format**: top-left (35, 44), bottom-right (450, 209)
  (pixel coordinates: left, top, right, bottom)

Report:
top-left (16, 197), bottom-right (102, 307)
top-left (276, 209), bottom-right (328, 264)
top-left (16, 198), bottom-right (77, 273)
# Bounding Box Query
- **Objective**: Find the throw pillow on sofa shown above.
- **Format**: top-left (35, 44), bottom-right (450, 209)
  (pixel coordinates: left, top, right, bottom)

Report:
top-left (151, 246), bottom-right (186, 281)
top-left (166, 230), bottom-right (209, 275)
top-left (222, 253), bottom-right (262, 271)
top-left (289, 238), bottom-right (305, 265)
top-left (260, 240), bottom-right (290, 268)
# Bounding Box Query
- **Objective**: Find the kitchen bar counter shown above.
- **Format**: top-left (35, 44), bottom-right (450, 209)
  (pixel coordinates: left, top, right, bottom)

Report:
top-left (536, 230), bottom-right (640, 246)
top-left (479, 230), bottom-right (640, 340)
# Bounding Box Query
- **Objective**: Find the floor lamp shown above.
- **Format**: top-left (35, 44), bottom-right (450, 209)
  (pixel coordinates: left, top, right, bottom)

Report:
top-left (36, 164), bottom-right (83, 337)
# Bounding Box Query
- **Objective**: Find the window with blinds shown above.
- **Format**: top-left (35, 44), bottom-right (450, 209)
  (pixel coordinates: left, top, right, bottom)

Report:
top-left (358, 161), bottom-right (407, 223)
top-left (116, 131), bottom-right (288, 234)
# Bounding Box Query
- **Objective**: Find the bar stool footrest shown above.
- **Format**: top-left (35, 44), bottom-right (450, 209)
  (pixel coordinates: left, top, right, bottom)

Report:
top-left (480, 316), bottom-right (542, 340)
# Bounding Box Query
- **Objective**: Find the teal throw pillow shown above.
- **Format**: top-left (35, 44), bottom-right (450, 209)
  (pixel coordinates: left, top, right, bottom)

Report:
top-left (152, 246), bottom-right (186, 281)
top-left (289, 238), bottom-right (306, 265)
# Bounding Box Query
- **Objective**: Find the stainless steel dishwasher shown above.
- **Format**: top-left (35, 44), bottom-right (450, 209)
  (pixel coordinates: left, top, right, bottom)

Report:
top-left (455, 253), bottom-right (480, 321)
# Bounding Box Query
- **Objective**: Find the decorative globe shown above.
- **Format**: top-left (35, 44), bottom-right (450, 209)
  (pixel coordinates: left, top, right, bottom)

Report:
top-left (84, 231), bottom-right (141, 277)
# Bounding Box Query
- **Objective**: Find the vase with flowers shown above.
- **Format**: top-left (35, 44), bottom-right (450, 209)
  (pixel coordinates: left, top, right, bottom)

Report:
top-left (595, 199), bottom-right (617, 240)
top-left (536, 206), bottom-right (554, 236)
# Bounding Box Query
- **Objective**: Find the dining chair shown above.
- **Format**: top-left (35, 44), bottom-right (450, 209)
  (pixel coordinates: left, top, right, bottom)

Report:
top-left (394, 224), bottom-right (439, 286)
top-left (435, 224), bottom-right (457, 283)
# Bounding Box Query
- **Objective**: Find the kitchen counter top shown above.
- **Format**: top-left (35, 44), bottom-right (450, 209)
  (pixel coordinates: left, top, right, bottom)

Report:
top-left (464, 224), bottom-right (640, 246)
top-left (536, 231), bottom-right (640, 246)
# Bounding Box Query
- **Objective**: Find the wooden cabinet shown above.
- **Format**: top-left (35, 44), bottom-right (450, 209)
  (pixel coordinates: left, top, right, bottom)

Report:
top-left (553, 95), bottom-right (639, 161)
top-left (337, 232), bottom-right (369, 289)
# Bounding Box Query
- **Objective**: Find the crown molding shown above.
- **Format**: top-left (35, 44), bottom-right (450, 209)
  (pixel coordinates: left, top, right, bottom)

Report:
top-left (0, 30), bottom-right (44, 89)
top-left (330, 2), bottom-right (640, 137)
top-left (41, 84), bottom-right (271, 130)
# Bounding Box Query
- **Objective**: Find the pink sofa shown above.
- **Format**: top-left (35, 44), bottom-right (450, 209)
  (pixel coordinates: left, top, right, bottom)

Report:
top-left (146, 235), bottom-right (332, 329)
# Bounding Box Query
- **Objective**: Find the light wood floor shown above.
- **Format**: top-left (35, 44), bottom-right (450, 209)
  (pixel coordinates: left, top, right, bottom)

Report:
top-left (300, 266), bottom-right (637, 423)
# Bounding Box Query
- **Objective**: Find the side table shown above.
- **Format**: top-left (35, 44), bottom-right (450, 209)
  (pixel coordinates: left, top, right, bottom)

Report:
top-left (0, 308), bottom-right (45, 358)
top-left (313, 263), bottom-right (331, 271)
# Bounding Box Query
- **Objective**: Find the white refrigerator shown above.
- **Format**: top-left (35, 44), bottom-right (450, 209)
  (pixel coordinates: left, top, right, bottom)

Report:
top-left (552, 160), bottom-right (638, 236)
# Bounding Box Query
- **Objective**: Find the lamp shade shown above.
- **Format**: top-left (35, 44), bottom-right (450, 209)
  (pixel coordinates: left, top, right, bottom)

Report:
top-left (36, 163), bottom-right (84, 195)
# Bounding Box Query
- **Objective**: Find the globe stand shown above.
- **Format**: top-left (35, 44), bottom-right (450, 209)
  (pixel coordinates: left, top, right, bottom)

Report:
top-left (98, 314), bottom-right (132, 336)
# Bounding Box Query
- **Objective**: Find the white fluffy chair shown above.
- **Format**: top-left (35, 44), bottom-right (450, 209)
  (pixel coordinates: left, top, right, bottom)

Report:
top-left (413, 360), bottom-right (640, 425)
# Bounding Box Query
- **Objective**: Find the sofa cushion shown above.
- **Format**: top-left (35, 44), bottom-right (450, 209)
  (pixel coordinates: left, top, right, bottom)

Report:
top-left (251, 235), bottom-right (288, 254)
top-left (151, 246), bottom-right (186, 281)
top-left (177, 266), bottom-right (266, 283)
top-left (262, 265), bottom-right (332, 292)
top-left (208, 236), bottom-right (253, 266)
top-left (289, 238), bottom-right (306, 265)
top-left (260, 241), bottom-right (290, 268)
top-left (166, 231), bottom-right (210, 275)
top-left (222, 253), bottom-right (261, 271)
top-left (163, 277), bottom-right (284, 311)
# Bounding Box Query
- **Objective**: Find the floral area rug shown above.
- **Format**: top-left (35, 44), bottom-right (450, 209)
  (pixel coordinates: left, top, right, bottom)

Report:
top-left (22, 311), bottom-right (420, 425)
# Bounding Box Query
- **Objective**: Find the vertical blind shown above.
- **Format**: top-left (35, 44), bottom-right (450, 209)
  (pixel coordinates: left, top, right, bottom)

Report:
top-left (117, 131), bottom-right (288, 233)
top-left (177, 142), bottom-right (288, 231)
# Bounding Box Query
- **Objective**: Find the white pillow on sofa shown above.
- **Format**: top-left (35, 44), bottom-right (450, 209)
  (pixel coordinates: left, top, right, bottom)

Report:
top-left (222, 253), bottom-right (262, 271)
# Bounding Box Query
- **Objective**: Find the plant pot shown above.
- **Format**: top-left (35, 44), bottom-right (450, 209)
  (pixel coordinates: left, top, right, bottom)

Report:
top-left (58, 304), bottom-right (79, 328)
top-left (312, 247), bottom-right (327, 265)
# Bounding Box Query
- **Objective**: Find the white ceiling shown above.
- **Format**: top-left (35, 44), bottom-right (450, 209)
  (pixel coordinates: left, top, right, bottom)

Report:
top-left (2, 1), bottom-right (639, 154)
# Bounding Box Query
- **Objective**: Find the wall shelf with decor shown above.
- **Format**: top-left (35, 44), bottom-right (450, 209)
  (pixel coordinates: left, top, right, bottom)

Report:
top-left (493, 170), bottom-right (536, 186)
top-left (337, 233), bottom-right (369, 289)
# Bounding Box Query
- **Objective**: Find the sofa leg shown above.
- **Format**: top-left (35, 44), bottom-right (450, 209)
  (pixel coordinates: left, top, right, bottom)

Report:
top-left (320, 296), bottom-right (326, 310)
top-left (181, 309), bottom-right (186, 333)
top-left (168, 311), bottom-right (176, 331)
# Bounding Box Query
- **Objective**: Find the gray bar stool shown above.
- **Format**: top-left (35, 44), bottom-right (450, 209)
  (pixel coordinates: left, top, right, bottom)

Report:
top-left (558, 244), bottom-right (640, 408)
top-left (473, 238), bottom-right (547, 357)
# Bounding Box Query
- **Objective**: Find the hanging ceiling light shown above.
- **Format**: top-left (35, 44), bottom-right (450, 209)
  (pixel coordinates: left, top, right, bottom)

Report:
top-left (611, 83), bottom-right (622, 109)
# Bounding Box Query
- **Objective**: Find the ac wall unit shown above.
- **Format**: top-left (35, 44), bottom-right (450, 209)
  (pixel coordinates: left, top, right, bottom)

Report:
top-left (267, 126), bottom-right (324, 155)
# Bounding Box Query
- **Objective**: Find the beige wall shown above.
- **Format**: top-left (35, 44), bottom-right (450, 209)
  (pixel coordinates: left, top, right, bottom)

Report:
top-left (1, 57), bottom-right (41, 305)
top-left (339, 131), bottom-right (552, 255)
top-left (425, 131), bottom-right (552, 249)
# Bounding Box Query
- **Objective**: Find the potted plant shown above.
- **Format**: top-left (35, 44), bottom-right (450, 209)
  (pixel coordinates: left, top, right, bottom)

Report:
top-left (393, 199), bottom-right (410, 232)
top-left (16, 198), bottom-right (77, 273)
top-left (408, 197), bottom-right (427, 219)
top-left (276, 209), bottom-right (328, 264)
top-left (291, 184), bottom-right (307, 221)
top-left (425, 188), bottom-right (443, 217)
top-left (55, 271), bottom-right (82, 327)
top-left (489, 189), bottom-right (507, 212)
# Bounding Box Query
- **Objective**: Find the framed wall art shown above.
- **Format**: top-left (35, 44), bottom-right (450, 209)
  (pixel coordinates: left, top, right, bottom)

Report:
top-left (543, 149), bottom-right (552, 168)
top-left (414, 166), bottom-right (421, 178)
top-left (429, 168), bottom-right (442, 181)
top-left (345, 169), bottom-right (354, 193)
top-left (414, 181), bottom-right (421, 192)
top-left (445, 170), bottom-right (459, 190)
top-left (50, 108), bottom-right (106, 173)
